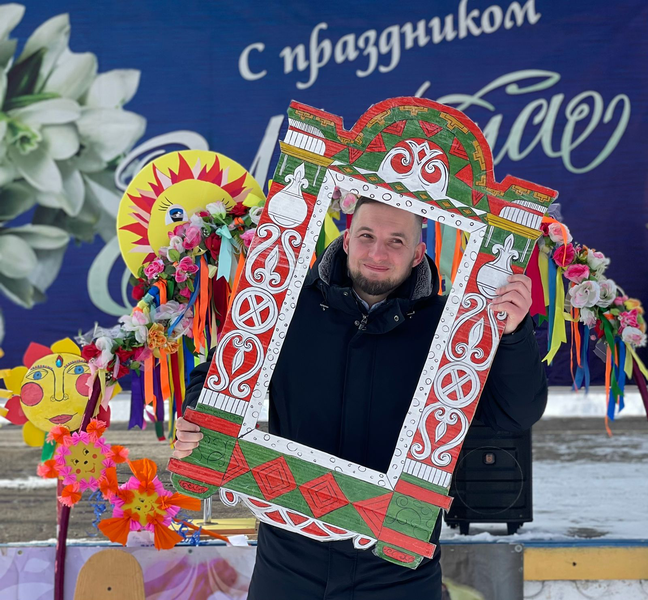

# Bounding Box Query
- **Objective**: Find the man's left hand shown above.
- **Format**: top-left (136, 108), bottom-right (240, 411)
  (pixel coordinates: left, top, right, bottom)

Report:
top-left (490, 274), bottom-right (532, 334)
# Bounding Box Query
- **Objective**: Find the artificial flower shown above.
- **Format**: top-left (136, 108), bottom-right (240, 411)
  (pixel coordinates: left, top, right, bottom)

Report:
top-left (547, 222), bottom-right (572, 245)
top-left (241, 229), bottom-right (256, 248)
top-left (340, 193), bottom-right (359, 214)
top-left (619, 309), bottom-right (640, 330)
top-left (206, 201), bottom-right (227, 219)
top-left (596, 279), bottom-right (617, 308)
top-left (586, 249), bottom-right (609, 273)
top-left (580, 307), bottom-right (598, 328)
top-left (564, 264), bottom-right (590, 283)
top-left (144, 258), bottom-right (165, 279)
top-left (182, 226), bottom-right (202, 250)
top-left (553, 243), bottom-right (576, 267)
top-left (625, 298), bottom-right (644, 314)
top-left (569, 280), bottom-right (600, 309)
top-left (621, 326), bottom-right (647, 348)
top-left (147, 323), bottom-right (167, 350)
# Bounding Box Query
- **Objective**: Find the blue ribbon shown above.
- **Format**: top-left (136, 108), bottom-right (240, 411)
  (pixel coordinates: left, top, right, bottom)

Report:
top-left (88, 489), bottom-right (107, 533)
top-left (216, 225), bottom-right (235, 281)
top-left (574, 325), bottom-right (591, 392)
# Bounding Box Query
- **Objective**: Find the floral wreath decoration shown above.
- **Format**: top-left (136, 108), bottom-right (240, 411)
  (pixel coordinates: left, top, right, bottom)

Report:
top-left (78, 151), bottom-right (344, 440)
top-left (424, 204), bottom-right (647, 431)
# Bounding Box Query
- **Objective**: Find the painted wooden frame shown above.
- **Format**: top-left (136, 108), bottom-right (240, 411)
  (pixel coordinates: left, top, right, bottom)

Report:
top-left (168, 97), bottom-right (557, 568)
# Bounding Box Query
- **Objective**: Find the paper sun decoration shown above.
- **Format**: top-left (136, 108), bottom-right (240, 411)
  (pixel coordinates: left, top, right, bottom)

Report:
top-left (37, 419), bottom-right (129, 507)
top-left (98, 458), bottom-right (201, 550)
top-left (0, 339), bottom-right (97, 446)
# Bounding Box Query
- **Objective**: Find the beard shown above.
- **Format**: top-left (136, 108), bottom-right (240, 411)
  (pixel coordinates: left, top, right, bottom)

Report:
top-left (348, 264), bottom-right (413, 298)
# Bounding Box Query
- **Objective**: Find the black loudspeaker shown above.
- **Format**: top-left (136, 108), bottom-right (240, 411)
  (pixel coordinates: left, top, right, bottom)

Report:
top-left (443, 419), bottom-right (532, 535)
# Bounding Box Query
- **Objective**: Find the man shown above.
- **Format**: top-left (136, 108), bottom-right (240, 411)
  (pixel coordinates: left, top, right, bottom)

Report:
top-left (174, 198), bottom-right (547, 600)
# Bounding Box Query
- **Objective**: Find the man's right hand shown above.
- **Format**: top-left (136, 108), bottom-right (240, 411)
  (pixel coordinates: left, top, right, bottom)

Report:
top-left (172, 417), bottom-right (203, 459)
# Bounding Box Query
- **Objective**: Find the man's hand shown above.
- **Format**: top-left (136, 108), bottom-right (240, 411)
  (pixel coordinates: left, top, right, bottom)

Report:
top-left (490, 274), bottom-right (532, 335)
top-left (172, 416), bottom-right (203, 459)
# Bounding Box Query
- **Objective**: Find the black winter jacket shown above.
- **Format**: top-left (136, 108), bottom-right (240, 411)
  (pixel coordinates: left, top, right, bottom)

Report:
top-left (183, 237), bottom-right (548, 600)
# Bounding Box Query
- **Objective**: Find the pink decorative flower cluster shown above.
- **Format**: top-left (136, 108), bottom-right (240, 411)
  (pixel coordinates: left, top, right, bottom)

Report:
top-left (540, 220), bottom-right (646, 348)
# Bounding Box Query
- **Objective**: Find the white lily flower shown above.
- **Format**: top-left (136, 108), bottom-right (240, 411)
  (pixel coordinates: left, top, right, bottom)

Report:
top-left (7, 144), bottom-right (61, 193)
top-left (17, 12), bottom-right (70, 89)
top-left (76, 107), bottom-right (146, 162)
top-left (85, 69), bottom-right (140, 108)
top-left (0, 4), bottom-right (25, 42)
top-left (43, 48), bottom-right (97, 100)
top-left (0, 232), bottom-right (37, 278)
top-left (40, 123), bottom-right (79, 160)
top-left (8, 97), bottom-right (81, 127)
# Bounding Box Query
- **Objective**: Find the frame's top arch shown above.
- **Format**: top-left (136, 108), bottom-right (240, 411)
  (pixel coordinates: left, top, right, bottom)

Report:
top-left (285, 97), bottom-right (557, 238)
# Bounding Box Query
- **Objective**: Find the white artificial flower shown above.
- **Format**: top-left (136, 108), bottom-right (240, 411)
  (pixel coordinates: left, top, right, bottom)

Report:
top-left (586, 249), bottom-right (610, 274)
top-left (153, 300), bottom-right (185, 322)
top-left (569, 280), bottom-right (601, 309)
top-left (579, 307), bottom-right (598, 328)
top-left (596, 279), bottom-right (617, 308)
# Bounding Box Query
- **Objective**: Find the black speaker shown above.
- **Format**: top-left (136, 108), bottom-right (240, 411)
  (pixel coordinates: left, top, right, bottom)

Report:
top-left (443, 419), bottom-right (532, 535)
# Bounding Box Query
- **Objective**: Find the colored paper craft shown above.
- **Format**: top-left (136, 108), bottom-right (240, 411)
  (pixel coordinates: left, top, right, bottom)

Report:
top-left (167, 97), bottom-right (558, 568)
top-left (0, 339), bottom-right (96, 446)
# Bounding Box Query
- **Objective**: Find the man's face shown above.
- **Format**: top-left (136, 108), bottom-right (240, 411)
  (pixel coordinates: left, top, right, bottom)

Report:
top-left (343, 202), bottom-right (426, 300)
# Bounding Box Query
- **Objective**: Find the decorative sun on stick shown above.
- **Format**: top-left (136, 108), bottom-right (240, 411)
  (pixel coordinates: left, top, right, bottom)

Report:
top-left (37, 419), bottom-right (129, 507)
top-left (117, 150), bottom-right (264, 275)
top-left (98, 457), bottom-right (201, 550)
top-left (0, 339), bottom-right (97, 446)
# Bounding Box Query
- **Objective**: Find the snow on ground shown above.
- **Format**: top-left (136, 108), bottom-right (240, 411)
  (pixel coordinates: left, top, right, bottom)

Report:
top-left (0, 476), bottom-right (57, 489)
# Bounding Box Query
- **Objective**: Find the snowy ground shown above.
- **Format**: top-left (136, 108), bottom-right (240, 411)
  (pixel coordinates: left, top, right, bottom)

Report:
top-left (0, 387), bottom-right (646, 545)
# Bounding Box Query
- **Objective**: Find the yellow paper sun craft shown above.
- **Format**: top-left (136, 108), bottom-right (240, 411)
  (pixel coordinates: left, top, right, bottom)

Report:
top-left (0, 339), bottom-right (97, 446)
top-left (116, 150), bottom-right (264, 276)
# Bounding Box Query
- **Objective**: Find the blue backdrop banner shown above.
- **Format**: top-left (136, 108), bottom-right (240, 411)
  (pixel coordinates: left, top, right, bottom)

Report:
top-left (1, 0), bottom-right (646, 384)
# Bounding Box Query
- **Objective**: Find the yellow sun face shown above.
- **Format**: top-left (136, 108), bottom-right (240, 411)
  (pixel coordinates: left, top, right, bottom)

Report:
top-left (20, 351), bottom-right (91, 433)
top-left (123, 490), bottom-right (161, 526)
top-left (117, 150), bottom-right (264, 276)
top-left (65, 444), bottom-right (105, 480)
top-left (147, 178), bottom-right (235, 257)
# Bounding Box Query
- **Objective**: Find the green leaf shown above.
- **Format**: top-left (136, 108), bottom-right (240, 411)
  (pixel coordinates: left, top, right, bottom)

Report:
top-left (4, 92), bottom-right (60, 111)
top-left (5, 48), bottom-right (45, 99)
top-left (168, 249), bottom-right (180, 262)
top-left (167, 280), bottom-right (175, 298)
top-left (187, 278), bottom-right (194, 292)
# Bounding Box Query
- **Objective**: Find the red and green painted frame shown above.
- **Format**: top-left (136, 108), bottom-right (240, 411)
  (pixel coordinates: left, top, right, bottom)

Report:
top-left (168, 97), bottom-right (557, 569)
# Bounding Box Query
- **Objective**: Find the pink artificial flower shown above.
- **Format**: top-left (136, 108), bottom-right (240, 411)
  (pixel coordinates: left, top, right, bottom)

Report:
top-left (182, 226), bottom-right (202, 250)
top-left (564, 264), bottom-right (590, 283)
top-left (241, 229), bottom-right (256, 248)
top-left (174, 270), bottom-right (188, 283)
top-left (547, 222), bottom-right (572, 245)
top-left (133, 346), bottom-right (152, 363)
top-left (172, 224), bottom-right (188, 237)
top-left (619, 309), bottom-right (640, 330)
top-left (143, 259), bottom-right (164, 279)
top-left (340, 193), bottom-right (359, 214)
top-left (614, 295), bottom-right (628, 306)
top-left (332, 187), bottom-right (342, 200)
top-left (621, 326), bottom-right (647, 348)
top-left (179, 287), bottom-right (192, 299)
top-left (553, 243), bottom-right (576, 267)
top-left (178, 256), bottom-right (198, 274)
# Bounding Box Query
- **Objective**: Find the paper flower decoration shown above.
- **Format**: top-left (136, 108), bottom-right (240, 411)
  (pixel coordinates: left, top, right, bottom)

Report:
top-left (37, 419), bottom-right (129, 507)
top-left (98, 458), bottom-right (201, 550)
top-left (0, 339), bottom-right (95, 446)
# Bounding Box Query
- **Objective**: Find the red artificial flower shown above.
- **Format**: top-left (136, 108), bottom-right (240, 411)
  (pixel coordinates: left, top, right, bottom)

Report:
top-left (111, 445), bottom-right (129, 464)
top-left (553, 243), bottom-right (576, 267)
top-left (230, 203), bottom-right (247, 217)
top-left (86, 420), bottom-right (107, 440)
top-left (81, 343), bottom-right (100, 362)
top-left (115, 347), bottom-right (135, 363)
top-left (114, 361), bottom-right (131, 380)
top-left (60, 483), bottom-right (82, 507)
top-left (205, 233), bottom-right (222, 259)
top-left (132, 281), bottom-right (147, 301)
top-left (37, 459), bottom-right (59, 479)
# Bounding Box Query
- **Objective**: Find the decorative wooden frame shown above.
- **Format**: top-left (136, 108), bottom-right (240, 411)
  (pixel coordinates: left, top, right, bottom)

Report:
top-left (169, 97), bottom-right (557, 569)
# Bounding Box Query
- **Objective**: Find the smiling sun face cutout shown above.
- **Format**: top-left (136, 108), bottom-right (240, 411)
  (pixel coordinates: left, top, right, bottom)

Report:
top-left (117, 150), bottom-right (264, 276)
top-left (1, 339), bottom-right (93, 446)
